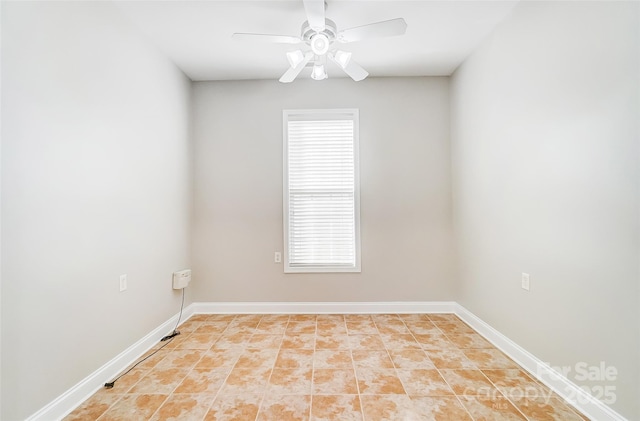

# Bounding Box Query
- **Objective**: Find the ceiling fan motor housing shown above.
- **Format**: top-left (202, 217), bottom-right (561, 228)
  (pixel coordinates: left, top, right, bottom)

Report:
top-left (301, 18), bottom-right (338, 45)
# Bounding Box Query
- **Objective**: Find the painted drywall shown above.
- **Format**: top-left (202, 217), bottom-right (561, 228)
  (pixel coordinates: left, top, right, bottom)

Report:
top-left (451, 1), bottom-right (639, 419)
top-left (1, 2), bottom-right (192, 419)
top-left (192, 78), bottom-right (454, 302)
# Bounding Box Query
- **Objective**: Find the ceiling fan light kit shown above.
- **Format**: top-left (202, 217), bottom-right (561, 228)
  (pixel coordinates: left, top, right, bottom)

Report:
top-left (311, 63), bottom-right (328, 80)
top-left (287, 50), bottom-right (306, 68)
top-left (232, 0), bottom-right (407, 83)
top-left (332, 50), bottom-right (352, 69)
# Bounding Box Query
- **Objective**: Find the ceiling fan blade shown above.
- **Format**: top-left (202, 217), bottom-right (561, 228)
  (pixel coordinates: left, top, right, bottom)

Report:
top-left (343, 60), bottom-right (369, 81)
top-left (279, 52), bottom-right (313, 83)
top-left (329, 53), bottom-right (369, 81)
top-left (303, 0), bottom-right (325, 32)
top-left (337, 18), bottom-right (407, 43)
top-left (232, 33), bottom-right (302, 44)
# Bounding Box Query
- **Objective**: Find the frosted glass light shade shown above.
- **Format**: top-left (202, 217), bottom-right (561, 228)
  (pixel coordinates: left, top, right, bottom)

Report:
top-left (286, 50), bottom-right (305, 68)
top-left (333, 50), bottom-right (352, 68)
top-left (311, 64), bottom-right (328, 80)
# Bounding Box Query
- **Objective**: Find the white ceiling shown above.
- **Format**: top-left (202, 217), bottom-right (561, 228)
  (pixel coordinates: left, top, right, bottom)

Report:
top-left (115, 0), bottom-right (519, 81)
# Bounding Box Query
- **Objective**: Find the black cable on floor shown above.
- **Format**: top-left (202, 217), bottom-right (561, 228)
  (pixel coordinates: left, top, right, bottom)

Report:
top-left (161, 287), bottom-right (185, 341)
top-left (104, 288), bottom-right (186, 389)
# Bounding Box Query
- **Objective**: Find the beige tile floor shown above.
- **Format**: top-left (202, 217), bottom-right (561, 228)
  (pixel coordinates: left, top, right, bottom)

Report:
top-left (65, 314), bottom-right (589, 420)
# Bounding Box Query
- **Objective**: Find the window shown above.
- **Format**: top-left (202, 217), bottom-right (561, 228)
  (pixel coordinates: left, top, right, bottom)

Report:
top-left (283, 109), bottom-right (361, 273)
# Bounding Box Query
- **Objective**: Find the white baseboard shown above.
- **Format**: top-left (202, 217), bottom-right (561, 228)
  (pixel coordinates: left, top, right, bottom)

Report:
top-left (454, 303), bottom-right (627, 421)
top-left (26, 304), bottom-right (195, 421)
top-left (28, 301), bottom-right (626, 421)
top-left (191, 301), bottom-right (456, 314)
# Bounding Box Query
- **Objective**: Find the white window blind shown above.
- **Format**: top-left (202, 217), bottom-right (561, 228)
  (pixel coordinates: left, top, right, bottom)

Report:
top-left (283, 109), bottom-right (361, 273)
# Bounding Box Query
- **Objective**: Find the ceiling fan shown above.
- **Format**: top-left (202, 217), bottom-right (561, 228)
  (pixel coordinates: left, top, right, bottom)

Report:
top-left (232, 0), bottom-right (407, 83)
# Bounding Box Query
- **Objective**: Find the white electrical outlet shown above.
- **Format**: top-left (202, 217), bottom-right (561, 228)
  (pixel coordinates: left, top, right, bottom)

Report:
top-left (120, 274), bottom-right (127, 292)
top-left (521, 273), bottom-right (530, 291)
top-left (274, 252), bottom-right (282, 263)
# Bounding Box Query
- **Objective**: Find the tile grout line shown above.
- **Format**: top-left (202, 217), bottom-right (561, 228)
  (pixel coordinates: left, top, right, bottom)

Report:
top-left (434, 320), bottom-right (533, 421)
top-left (375, 315), bottom-right (415, 416)
top-left (392, 314), bottom-right (457, 418)
top-left (405, 314), bottom-right (479, 421)
top-left (433, 314), bottom-right (540, 421)
top-left (346, 315), bottom-right (367, 421)
top-left (308, 316), bottom-right (317, 420)
top-left (187, 315), bottom-right (236, 421)
top-left (374, 314), bottom-right (411, 399)
top-left (182, 314), bottom-right (248, 421)
top-left (476, 368), bottom-right (532, 421)
top-left (208, 314), bottom-right (254, 421)
top-left (390, 314), bottom-right (424, 413)
top-left (148, 321), bottom-right (216, 421)
top-left (419, 315), bottom-right (481, 420)
top-left (428, 315), bottom-right (484, 421)
top-left (249, 314), bottom-right (282, 421)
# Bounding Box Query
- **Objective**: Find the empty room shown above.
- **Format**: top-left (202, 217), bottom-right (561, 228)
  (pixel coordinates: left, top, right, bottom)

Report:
top-left (1, 0), bottom-right (638, 420)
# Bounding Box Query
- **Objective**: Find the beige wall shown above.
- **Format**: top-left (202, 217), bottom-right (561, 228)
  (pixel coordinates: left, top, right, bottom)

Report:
top-left (451, 1), bottom-right (640, 419)
top-left (191, 78), bottom-right (454, 302)
top-left (1, 2), bottom-right (192, 419)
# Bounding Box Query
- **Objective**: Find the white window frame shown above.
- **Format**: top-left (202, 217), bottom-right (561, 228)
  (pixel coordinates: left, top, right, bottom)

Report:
top-left (283, 109), bottom-right (361, 273)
